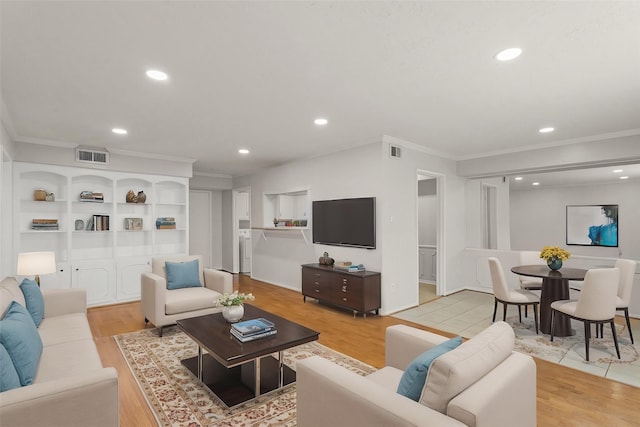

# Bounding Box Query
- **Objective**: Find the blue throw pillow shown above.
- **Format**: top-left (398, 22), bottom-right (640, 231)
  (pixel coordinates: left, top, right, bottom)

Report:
top-left (397, 336), bottom-right (463, 402)
top-left (20, 278), bottom-right (45, 327)
top-left (0, 301), bottom-right (43, 386)
top-left (165, 259), bottom-right (202, 290)
top-left (0, 343), bottom-right (21, 392)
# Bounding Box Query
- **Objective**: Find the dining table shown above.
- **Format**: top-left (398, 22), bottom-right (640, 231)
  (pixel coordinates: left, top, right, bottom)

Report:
top-left (510, 265), bottom-right (588, 337)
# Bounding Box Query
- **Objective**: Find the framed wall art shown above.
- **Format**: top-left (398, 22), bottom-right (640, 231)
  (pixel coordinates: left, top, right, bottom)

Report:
top-left (566, 204), bottom-right (618, 247)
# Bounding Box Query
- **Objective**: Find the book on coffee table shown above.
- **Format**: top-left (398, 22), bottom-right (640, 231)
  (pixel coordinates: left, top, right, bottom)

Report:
top-left (230, 328), bottom-right (277, 342)
top-left (231, 318), bottom-right (276, 336)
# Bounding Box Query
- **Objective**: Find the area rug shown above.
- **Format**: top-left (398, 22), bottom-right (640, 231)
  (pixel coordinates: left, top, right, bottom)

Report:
top-left (115, 326), bottom-right (376, 427)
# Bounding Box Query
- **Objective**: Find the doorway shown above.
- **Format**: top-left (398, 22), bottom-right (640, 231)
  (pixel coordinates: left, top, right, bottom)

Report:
top-left (417, 171), bottom-right (444, 301)
top-left (232, 187), bottom-right (251, 275)
top-left (481, 183), bottom-right (498, 250)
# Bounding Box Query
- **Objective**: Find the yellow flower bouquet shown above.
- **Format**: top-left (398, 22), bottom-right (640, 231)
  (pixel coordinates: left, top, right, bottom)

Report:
top-left (539, 246), bottom-right (571, 270)
top-left (539, 246), bottom-right (571, 261)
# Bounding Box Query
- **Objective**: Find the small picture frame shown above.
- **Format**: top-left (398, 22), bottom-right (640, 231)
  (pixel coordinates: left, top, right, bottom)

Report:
top-left (124, 217), bottom-right (143, 231)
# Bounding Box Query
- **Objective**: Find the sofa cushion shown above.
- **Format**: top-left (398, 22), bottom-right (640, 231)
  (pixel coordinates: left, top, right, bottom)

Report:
top-left (0, 301), bottom-right (43, 386)
top-left (0, 342), bottom-right (21, 392)
top-left (166, 259), bottom-right (202, 290)
top-left (20, 278), bottom-right (45, 327)
top-left (34, 339), bottom-right (104, 383)
top-left (420, 321), bottom-right (514, 413)
top-left (397, 336), bottom-right (462, 401)
top-left (38, 313), bottom-right (94, 346)
top-left (165, 287), bottom-right (221, 315)
top-left (0, 277), bottom-right (26, 316)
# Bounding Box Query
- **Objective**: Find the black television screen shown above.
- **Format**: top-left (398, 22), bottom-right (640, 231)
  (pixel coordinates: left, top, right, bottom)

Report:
top-left (312, 197), bottom-right (376, 249)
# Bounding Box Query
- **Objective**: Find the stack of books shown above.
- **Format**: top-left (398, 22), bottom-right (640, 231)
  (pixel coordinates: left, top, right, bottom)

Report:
top-left (31, 218), bottom-right (59, 230)
top-left (156, 217), bottom-right (176, 229)
top-left (230, 318), bottom-right (277, 342)
top-left (79, 191), bottom-right (104, 202)
top-left (334, 262), bottom-right (365, 272)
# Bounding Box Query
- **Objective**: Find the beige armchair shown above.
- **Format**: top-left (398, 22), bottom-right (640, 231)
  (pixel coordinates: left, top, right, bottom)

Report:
top-left (141, 255), bottom-right (233, 336)
top-left (297, 322), bottom-right (536, 427)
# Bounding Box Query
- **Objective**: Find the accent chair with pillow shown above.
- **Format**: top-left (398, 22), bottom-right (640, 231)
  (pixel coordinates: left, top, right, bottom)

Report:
top-left (141, 255), bottom-right (233, 336)
top-left (297, 321), bottom-right (536, 427)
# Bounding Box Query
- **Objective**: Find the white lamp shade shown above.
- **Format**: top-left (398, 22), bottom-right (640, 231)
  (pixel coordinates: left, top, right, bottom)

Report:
top-left (17, 251), bottom-right (57, 276)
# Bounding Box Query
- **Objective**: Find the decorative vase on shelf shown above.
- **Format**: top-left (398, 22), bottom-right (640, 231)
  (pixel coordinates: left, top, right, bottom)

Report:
top-left (126, 190), bottom-right (136, 203)
top-left (137, 191), bottom-right (146, 204)
top-left (222, 305), bottom-right (244, 323)
top-left (547, 257), bottom-right (563, 271)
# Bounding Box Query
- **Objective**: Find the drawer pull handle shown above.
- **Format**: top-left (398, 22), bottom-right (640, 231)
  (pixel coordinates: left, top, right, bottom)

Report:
top-left (315, 289), bottom-right (320, 293)
top-left (342, 286), bottom-right (347, 292)
top-left (343, 298), bottom-right (347, 302)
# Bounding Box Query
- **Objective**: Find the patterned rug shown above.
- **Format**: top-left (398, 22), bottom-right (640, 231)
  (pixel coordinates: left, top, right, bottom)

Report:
top-left (508, 314), bottom-right (640, 386)
top-left (114, 326), bottom-right (376, 427)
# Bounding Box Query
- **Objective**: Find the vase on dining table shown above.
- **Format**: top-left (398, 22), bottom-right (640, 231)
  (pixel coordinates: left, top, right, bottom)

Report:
top-left (222, 305), bottom-right (244, 323)
top-left (546, 257), bottom-right (563, 271)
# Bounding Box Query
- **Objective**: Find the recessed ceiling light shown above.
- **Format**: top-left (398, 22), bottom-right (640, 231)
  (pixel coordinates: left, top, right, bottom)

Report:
top-left (532, 182), bottom-right (540, 186)
top-left (514, 176), bottom-right (523, 181)
top-left (314, 118), bottom-right (328, 126)
top-left (146, 69), bottom-right (168, 81)
top-left (238, 149), bottom-right (250, 154)
top-left (112, 128), bottom-right (128, 135)
top-left (620, 176), bottom-right (629, 180)
top-left (495, 47), bottom-right (522, 61)
top-left (613, 169), bottom-right (624, 173)
top-left (539, 127), bottom-right (555, 133)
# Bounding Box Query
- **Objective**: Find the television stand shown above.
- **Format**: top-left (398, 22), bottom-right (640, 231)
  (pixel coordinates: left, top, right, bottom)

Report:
top-left (301, 264), bottom-right (381, 318)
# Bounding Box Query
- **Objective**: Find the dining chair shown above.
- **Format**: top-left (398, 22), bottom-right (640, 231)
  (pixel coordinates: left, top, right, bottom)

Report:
top-left (550, 268), bottom-right (620, 362)
top-left (518, 251), bottom-right (543, 291)
top-left (613, 259), bottom-right (636, 344)
top-left (488, 257), bottom-right (539, 334)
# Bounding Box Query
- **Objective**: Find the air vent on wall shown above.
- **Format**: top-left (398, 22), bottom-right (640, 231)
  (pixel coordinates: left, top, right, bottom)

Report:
top-left (76, 147), bottom-right (109, 165)
top-left (390, 145), bottom-right (401, 159)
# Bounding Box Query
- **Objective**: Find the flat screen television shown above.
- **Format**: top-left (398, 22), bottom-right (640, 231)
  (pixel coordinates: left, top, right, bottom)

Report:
top-left (312, 197), bottom-right (376, 249)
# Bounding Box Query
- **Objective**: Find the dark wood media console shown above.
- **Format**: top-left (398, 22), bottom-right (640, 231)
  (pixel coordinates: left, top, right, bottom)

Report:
top-left (301, 263), bottom-right (381, 318)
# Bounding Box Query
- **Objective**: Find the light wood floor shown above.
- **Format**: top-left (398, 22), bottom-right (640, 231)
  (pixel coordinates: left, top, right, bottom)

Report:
top-left (89, 274), bottom-right (640, 427)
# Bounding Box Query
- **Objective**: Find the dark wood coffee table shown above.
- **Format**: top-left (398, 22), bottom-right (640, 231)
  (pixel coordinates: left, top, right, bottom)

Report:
top-left (176, 304), bottom-right (319, 410)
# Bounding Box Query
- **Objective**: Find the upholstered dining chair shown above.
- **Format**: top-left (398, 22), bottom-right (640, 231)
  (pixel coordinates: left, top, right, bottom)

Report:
top-left (550, 267), bottom-right (621, 362)
top-left (488, 257), bottom-right (539, 334)
top-left (613, 259), bottom-right (636, 344)
top-left (518, 251), bottom-right (543, 291)
top-left (517, 251), bottom-right (544, 318)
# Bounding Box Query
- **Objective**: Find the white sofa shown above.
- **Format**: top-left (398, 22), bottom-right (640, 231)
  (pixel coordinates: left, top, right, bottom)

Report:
top-left (297, 321), bottom-right (536, 427)
top-left (141, 255), bottom-right (233, 336)
top-left (0, 276), bottom-right (119, 427)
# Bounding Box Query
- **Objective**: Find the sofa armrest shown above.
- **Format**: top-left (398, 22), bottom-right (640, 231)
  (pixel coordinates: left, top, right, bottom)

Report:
top-left (385, 325), bottom-right (450, 370)
top-left (42, 288), bottom-right (87, 317)
top-left (0, 367), bottom-right (119, 427)
top-left (141, 271), bottom-right (167, 326)
top-left (297, 356), bottom-right (466, 427)
top-left (203, 269), bottom-right (233, 294)
top-left (447, 352), bottom-right (536, 427)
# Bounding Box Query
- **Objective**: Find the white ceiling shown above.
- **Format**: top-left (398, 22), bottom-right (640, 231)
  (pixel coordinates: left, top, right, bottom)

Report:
top-left (2, 1), bottom-right (640, 178)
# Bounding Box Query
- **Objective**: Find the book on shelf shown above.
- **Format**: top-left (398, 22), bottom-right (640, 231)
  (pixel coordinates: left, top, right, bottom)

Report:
top-left (79, 191), bottom-right (104, 202)
top-left (230, 328), bottom-right (277, 342)
top-left (31, 219), bottom-right (59, 230)
top-left (156, 224), bottom-right (176, 229)
top-left (231, 318), bottom-right (276, 336)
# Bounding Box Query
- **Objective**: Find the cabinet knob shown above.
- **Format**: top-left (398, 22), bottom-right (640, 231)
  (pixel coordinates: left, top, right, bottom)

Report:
top-left (343, 297), bottom-right (347, 302)
top-left (315, 289), bottom-right (320, 293)
top-left (314, 281), bottom-right (320, 285)
top-left (342, 285), bottom-right (347, 292)
top-left (342, 278), bottom-right (347, 283)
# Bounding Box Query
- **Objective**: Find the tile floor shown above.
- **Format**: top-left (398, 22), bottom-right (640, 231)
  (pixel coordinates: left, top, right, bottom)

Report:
top-left (393, 289), bottom-right (640, 387)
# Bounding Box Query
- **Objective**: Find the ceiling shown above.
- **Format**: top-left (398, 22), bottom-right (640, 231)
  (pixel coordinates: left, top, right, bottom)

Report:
top-left (2, 1), bottom-right (640, 178)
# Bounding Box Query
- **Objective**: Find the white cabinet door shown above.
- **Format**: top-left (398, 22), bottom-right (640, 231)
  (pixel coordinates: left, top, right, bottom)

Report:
top-left (38, 262), bottom-right (71, 289)
top-left (71, 260), bottom-right (115, 306)
top-left (277, 195), bottom-right (294, 218)
top-left (236, 191), bottom-right (250, 219)
top-left (117, 256), bottom-right (150, 301)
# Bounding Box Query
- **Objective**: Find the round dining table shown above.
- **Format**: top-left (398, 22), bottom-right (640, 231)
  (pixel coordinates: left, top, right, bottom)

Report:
top-left (510, 265), bottom-right (588, 336)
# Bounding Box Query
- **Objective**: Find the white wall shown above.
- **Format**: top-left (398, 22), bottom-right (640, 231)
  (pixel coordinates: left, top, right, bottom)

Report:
top-left (241, 142), bottom-right (383, 294)
top-left (221, 190), bottom-right (233, 272)
top-left (510, 180), bottom-right (639, 260)
top-left (0, 121), bottom-right (15, 278)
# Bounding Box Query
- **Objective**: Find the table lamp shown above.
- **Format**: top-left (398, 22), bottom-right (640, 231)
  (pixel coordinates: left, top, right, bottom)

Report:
top-left (17, 251), bottom-right (57, 286)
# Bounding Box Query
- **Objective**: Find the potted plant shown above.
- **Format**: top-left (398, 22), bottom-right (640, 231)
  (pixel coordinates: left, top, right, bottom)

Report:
top-left (214, 292), bottom-right (255, 322)
top-left (539, 246), bottom-right (571, 270)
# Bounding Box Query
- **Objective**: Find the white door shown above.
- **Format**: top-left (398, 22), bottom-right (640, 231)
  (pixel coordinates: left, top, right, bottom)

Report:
top-left (189, 190), bottom-right (212, 267)
top-left (71, 260), bottom-right (115, 306)
top-left (117, 256), bottom-right (150, 300)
